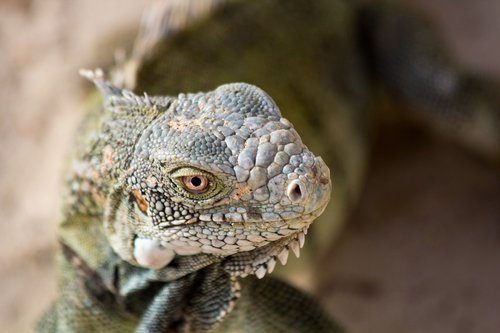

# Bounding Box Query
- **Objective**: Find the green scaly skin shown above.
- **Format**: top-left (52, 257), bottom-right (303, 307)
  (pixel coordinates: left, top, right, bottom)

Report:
top-left (38, 0), bottom-right (500, 332)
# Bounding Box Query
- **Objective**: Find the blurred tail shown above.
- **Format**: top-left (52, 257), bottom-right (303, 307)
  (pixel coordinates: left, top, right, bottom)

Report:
top-left (359, 2), bottom-right (500, 161)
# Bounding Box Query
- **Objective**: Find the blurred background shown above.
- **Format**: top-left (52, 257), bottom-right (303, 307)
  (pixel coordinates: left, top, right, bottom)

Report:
top-left (1, 0), bottom-right (499, 332)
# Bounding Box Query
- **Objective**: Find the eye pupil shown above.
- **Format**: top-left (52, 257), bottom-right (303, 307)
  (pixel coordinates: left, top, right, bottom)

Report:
top-left (191, 177), bottom-right (202, 187)
top-left (182, 175), bottom-right (209, 194)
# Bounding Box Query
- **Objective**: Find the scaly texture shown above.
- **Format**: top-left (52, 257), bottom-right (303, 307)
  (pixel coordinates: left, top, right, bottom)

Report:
top-left (37, 69), bottom-right (336, 332)
top-left (38, 0), bottom-right (500, 332)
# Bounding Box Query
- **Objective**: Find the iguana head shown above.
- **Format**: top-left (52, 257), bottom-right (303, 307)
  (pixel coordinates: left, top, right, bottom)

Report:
top-left (84, 71), bottom-right (331, 278)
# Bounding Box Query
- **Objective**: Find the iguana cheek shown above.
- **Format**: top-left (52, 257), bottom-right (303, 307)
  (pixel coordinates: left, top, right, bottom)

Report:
top-left (133, 238), bottom-right (175, 269)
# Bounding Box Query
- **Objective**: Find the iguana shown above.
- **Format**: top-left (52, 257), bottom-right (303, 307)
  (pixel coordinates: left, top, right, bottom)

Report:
top-left (37, 0), bottom-right (500, 332)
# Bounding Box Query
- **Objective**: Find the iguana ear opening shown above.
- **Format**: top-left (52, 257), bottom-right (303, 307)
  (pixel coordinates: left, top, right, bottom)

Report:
top-left (131, 190), bottom-right (149, 215)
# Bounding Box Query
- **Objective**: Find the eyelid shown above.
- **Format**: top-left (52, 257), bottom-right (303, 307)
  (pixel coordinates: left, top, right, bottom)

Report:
top-left (170, 167), bottom-right (211, 179)
top-left (169, 167), bottom-right (224, 200)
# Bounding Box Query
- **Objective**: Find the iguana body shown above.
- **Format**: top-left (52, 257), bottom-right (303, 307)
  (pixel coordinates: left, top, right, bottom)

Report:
top-left (38, 0), bottom-right (500, 332)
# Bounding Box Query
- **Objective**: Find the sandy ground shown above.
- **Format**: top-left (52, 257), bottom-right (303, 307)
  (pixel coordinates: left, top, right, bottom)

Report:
top-left (0, 1), bottom-right (499, 332)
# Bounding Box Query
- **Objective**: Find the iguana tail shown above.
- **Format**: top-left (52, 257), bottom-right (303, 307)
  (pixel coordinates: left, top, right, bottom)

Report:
top-left (360, 1), bottom-right (500, 162)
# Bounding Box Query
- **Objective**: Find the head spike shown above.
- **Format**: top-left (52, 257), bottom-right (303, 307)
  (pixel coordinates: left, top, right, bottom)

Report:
top-left (79, 68), bottom-right (168, 112)
top-left (79, 68), bottom-right (123, 101)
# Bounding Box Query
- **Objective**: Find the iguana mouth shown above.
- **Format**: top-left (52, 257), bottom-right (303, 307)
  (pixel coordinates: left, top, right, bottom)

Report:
top-left (147, 202), bottom-right (327, 276)
top-left (159, 202), bottom-right (326, 234)
top-left (156, 187), bottom-right (330, 229)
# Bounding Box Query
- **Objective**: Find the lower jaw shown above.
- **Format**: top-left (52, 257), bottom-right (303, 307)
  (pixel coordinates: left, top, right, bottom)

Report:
top-left (219, 226), bottom-right (310, 279)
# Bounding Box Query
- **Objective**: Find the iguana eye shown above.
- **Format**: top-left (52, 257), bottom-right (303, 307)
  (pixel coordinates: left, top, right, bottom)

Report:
top-left (182, 175), bottom-right (210, 194)
top-left (169, 167), bottom-right (225, 200)
top-left (131, 190), bottom-right (148, 215)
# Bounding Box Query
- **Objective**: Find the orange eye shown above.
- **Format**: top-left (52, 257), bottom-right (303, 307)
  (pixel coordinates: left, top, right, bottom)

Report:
top-left (131, 190), bottom-right (148, 215)
top-left (182, 175), bottom-right (210, 194)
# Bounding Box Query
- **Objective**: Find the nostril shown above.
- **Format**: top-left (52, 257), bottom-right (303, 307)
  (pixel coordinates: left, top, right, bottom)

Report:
top-left (287, 180), bottom-right (305, 203)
